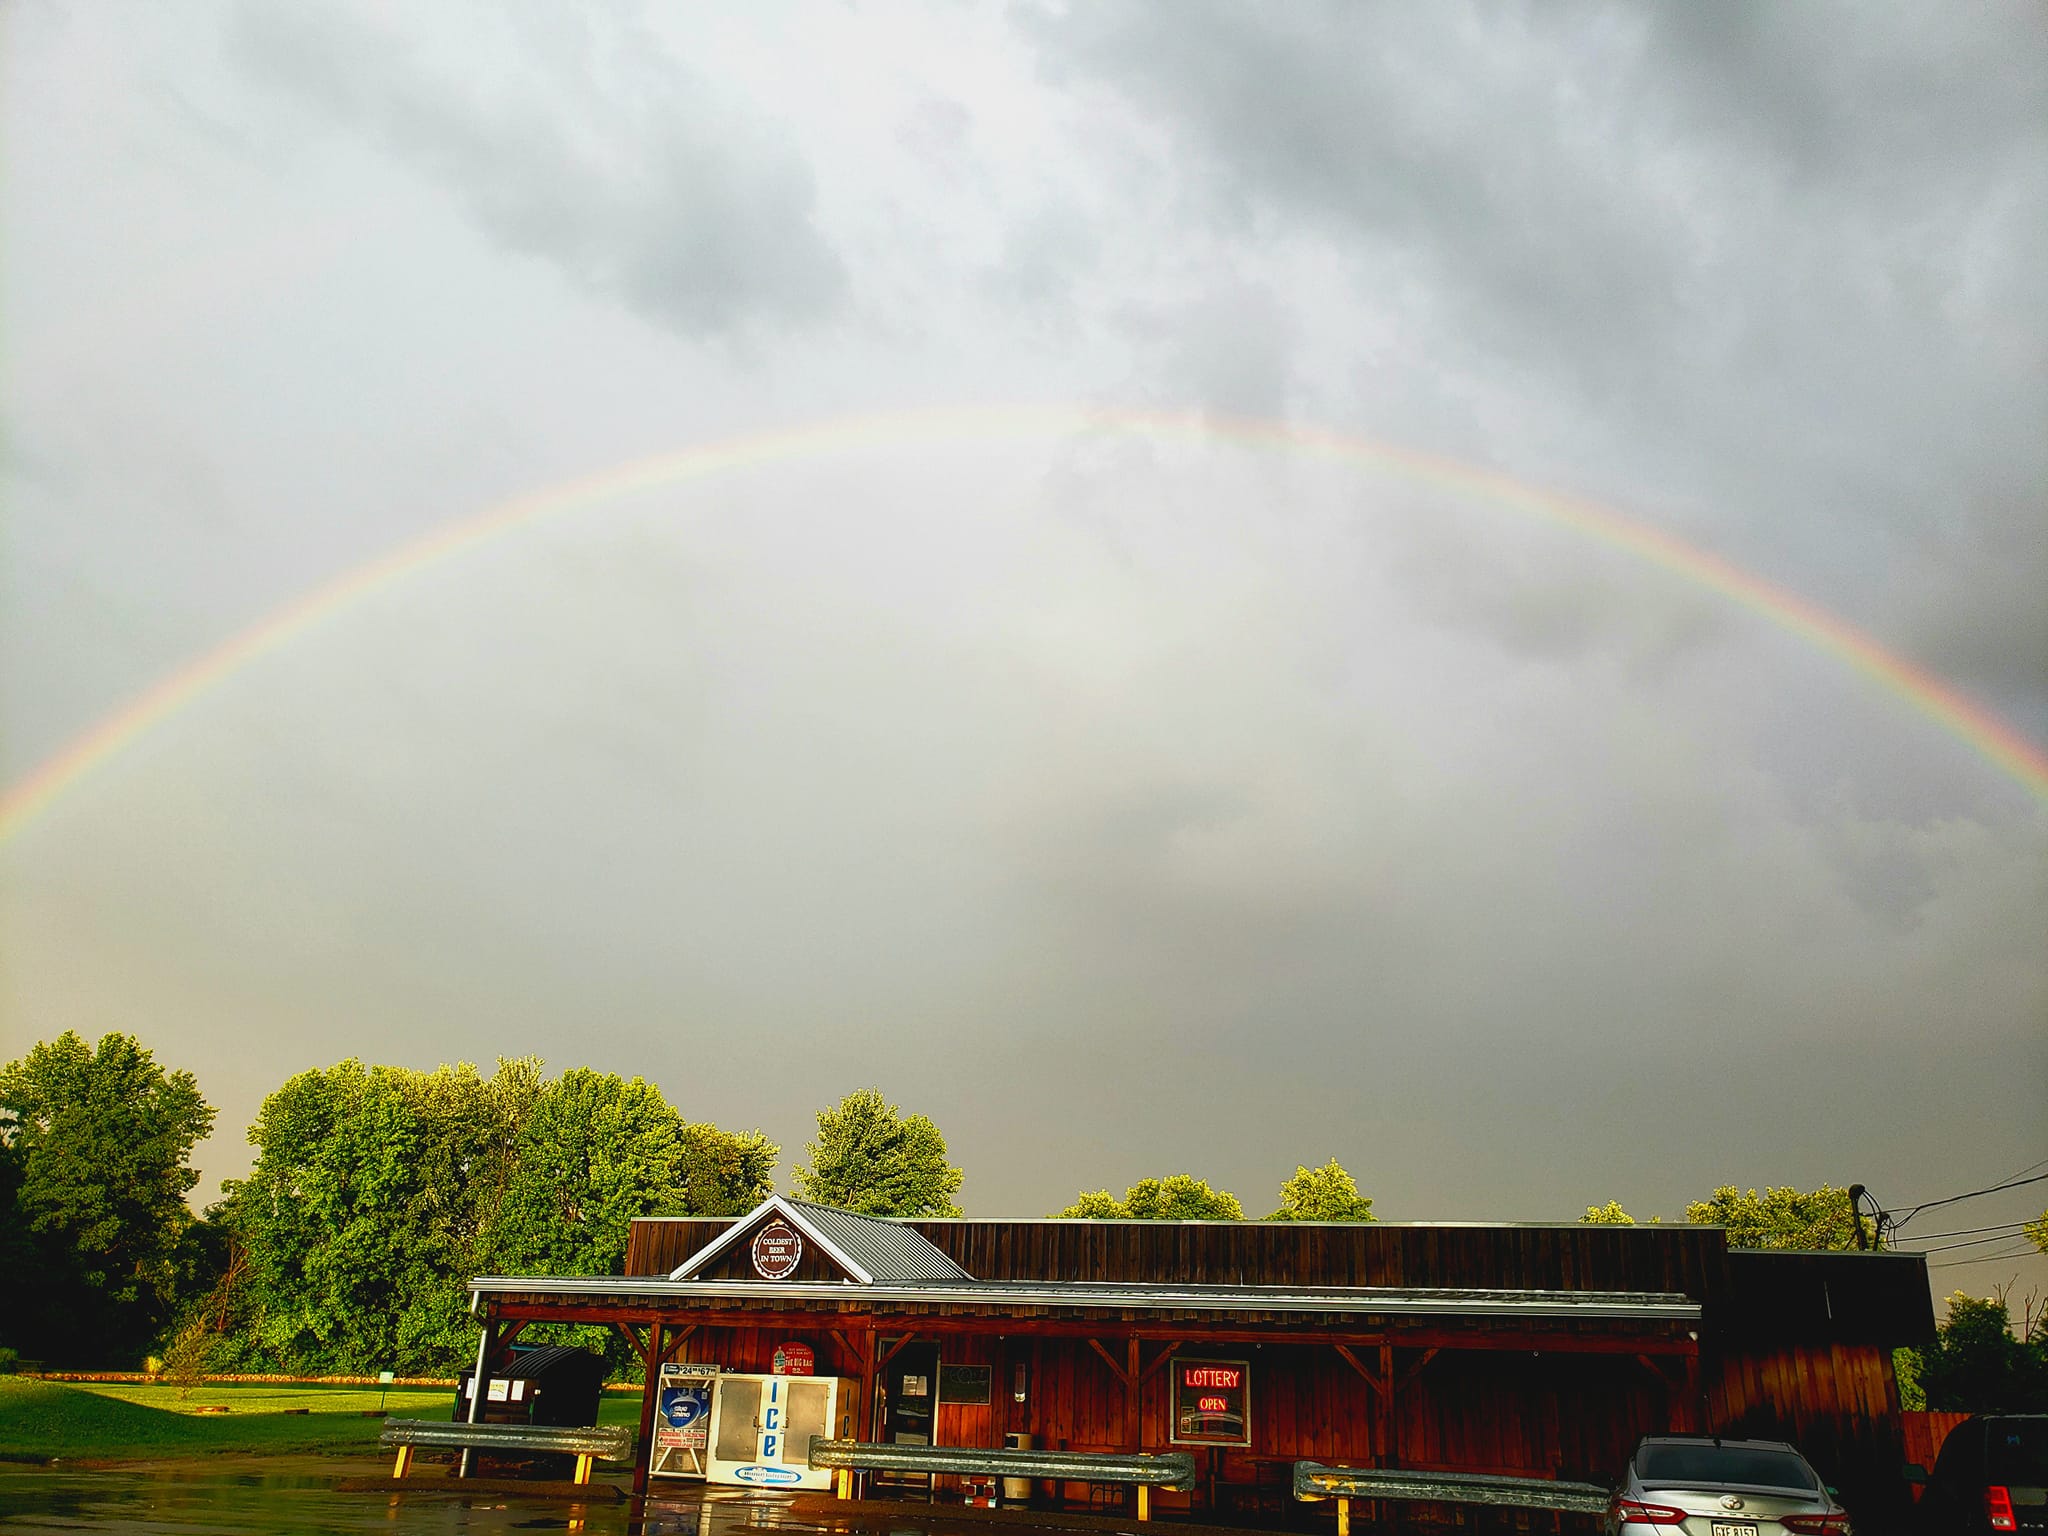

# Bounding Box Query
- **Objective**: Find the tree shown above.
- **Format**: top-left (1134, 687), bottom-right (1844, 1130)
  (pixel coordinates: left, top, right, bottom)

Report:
top-left (795, 1088), bottom-right (963, 1216)
top-left (1056, 1175), bottom-right (1244, 1220)
top-left (1683, 1184), bottom-right (1866, 1250)
top-left (1581, 1202), bottom-right (1637, 1225)
top-left (679, 1121), bottom-right (779, 1217)
top-left (2027, 1209), bottom-right (2048, 1255)
top-left (1267, 1160), bottom-right (1376, 1221)
top-left (487, 1068), bottom-right (733, 1277)
top-left (218, 1056), bottom-right (771, 1376)
top-left (1917, 1293), bottom-right (2048, 1413)
top-left (0, 1031), bottom-right (215, 1366)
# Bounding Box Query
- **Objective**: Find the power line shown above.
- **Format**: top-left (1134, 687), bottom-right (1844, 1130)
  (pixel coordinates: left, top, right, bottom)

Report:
top-left (1929, 1246), bottom-right (2042, 1271)
top-left (1893, 1170), bottom-right (2048, 1227)
top-left (1905, 1219), bottom-right (2035, 1243)
top-left (1909, 1230), bottom-right (2043, 1256)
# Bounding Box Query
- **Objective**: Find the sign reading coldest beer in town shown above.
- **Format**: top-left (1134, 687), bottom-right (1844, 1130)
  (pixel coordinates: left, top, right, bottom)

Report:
top-left (1171, 1359), bottom-right (1251, 1446)
top-left (751, 1220), bottom-right (803, 1279)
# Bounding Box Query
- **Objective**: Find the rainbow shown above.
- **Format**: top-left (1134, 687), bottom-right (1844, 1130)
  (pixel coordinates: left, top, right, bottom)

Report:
top-left (4, 404), bottom-right (2044, 842)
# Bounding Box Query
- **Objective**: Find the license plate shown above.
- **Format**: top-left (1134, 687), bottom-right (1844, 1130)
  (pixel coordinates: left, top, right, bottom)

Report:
top-left (1711, 1525), bottom-right (1758, 1536)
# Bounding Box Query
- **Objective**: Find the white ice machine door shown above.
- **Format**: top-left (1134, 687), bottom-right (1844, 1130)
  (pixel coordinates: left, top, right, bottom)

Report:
top-left (704, 1373), bottom-right (838, 1491)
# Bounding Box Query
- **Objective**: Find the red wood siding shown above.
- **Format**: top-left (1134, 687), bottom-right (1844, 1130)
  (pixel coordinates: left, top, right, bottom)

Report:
top-left (1708, 1342), bottom-right (1906, 1513)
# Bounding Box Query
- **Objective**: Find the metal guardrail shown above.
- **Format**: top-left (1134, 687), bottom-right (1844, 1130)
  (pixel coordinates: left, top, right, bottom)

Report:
top-left (809, 1440), bottom-right (1195, 1521)
top-left (1294, 1461), bottom-right (1612, 1514)
top-left (807, 1438), bottom-right (1196, 1488)
top-left (379, 1419), bottom-right (635, 1458)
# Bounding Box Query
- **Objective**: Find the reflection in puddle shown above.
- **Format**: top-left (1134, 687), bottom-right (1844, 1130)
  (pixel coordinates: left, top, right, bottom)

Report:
top-left (0, 1469), bottom-right (1129, 1536)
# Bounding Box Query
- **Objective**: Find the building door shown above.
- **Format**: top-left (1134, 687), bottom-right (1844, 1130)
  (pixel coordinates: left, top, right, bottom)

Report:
top-left (885, 1342), bottom-right (941, 1445)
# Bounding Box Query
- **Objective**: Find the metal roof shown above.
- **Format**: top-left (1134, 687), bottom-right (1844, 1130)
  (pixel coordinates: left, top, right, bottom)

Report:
top-left (667, 1195), bottom-right (970, 1285)
top-left (474, 1272), bottom-right (1699, 1322)
top-left (780, 1198), bottom-right (972, 1283)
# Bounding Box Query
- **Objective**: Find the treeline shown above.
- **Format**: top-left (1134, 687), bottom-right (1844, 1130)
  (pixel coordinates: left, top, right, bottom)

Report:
top-left (0, 1034), bottom-right (1384, 1374)
top-left (7, 1029), bottom-right (2044, 1412)
top-left (0, 1036), bottom-right (778, 1374)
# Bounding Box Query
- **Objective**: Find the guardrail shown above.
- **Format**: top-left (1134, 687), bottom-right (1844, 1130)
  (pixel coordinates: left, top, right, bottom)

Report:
top-left (379, 1419), bottom-right (635, 1485)
top-left (1295, 1461), bottom-right (1612, 1534)
top-left (807, 1439), bottom-right (1195, 1520)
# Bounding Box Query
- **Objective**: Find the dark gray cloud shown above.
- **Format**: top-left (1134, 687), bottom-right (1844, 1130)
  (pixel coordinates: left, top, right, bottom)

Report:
top-left (230, 2), bottom-right (843, 337)
top-left (2, 0), bottom-right (2042, 1306)
top-left (1024, 0), bottom-right (2048, 731)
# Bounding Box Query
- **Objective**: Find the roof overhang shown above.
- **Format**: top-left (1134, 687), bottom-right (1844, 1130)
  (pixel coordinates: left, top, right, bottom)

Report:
top-left (471, 1273), bottom-right (1700, 1322)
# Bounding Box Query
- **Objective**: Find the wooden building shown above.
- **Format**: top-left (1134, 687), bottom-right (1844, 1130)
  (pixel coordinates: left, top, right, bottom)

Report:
top-left (469, 1195), bottom-right (1932, 1515)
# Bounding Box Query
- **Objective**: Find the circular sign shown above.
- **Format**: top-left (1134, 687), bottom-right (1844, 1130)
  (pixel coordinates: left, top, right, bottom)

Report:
top-left (751, 1219), bottom-right (803, 1279)
top-left (771, 1342), bottom-right (815, 1376)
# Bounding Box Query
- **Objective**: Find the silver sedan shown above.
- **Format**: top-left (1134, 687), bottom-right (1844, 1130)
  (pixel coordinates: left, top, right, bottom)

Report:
top-left (1607, 1435), bottom-right (1852, 1536)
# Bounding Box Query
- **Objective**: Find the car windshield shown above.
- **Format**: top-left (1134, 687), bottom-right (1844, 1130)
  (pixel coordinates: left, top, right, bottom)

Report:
top-left (1638, 1444), bottom-right (1818, 1492)
top-left (1987, 1422), bottom-right (2048, 1485)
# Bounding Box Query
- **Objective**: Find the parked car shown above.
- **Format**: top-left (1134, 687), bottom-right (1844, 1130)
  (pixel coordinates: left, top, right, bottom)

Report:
top-left (1607, 1435), bottom-right (1851, 1535)
top-left (1912, 1414), bottom-right (2047, 1534)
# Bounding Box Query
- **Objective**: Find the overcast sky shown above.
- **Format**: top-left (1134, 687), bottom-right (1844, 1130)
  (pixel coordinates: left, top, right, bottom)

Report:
top-left (3, 2), bottom-right (2043, 1290)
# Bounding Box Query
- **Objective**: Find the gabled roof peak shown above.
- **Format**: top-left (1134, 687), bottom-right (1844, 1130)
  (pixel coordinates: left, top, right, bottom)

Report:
top-left (667, 1194), bottom-right (973, 1285)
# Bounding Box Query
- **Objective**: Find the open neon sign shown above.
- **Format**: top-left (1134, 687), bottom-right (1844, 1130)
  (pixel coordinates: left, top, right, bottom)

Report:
top-left (1171, 1359), bottom-right (1250, 1447)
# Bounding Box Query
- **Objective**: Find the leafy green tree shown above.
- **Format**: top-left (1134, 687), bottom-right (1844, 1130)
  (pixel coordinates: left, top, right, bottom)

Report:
top-left (219, 1056), bottom-right (770, 1376)
top-left (1056, 1175), bottom-right (1244, 1220)
top-left (679, 1121), bottom-right (779, 1216)
top-left (794, 1088), bottom-right (963, 1217)
top-left (488, 1068), bottom-right (725, 1276)
top-left (2027, 1209), bottom-right (2048, 1255)
top-left (1684, 1184), bottom-right (1866, 1249)
top-left (0, 1032), bottom-right (214, 1365)
top-left (1918, 1293), bottom-right (2048, 1413)
top-left (221, 1061), bottom-right (438, 1373)
top-left (1267, 1160), bottom-right (1376, 1221)
top-left (1581, 1201), bottom-right (1637, 1225)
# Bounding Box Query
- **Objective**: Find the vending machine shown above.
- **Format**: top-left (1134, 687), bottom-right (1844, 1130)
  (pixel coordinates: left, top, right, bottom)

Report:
top-left (647, 1362), bottom-right (720, 1480)
top-left (702, 1372), bottom-right (858, 1490)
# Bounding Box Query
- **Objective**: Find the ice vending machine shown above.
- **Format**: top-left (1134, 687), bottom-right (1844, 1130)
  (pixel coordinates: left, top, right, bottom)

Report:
top-left (702, 1372), bottom-right (857, 1490)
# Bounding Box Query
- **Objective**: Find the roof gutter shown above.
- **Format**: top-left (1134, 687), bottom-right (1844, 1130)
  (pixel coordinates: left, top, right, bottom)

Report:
top-left (466, 1274), bottom-right (1700, 1321)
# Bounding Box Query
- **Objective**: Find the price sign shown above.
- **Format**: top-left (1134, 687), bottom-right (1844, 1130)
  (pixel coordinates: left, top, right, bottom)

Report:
top-left (1171, 1359), bottom-right (1251, 1446)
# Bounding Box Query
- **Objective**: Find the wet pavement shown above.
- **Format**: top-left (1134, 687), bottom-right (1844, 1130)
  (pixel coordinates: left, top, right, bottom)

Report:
top-left (0, 1461), bottom-right (1171, 1536)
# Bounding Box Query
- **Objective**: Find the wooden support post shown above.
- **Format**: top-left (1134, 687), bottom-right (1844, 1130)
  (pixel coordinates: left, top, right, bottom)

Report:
top-left (1137, 1483), bottom-right (1151, 1522)
top-left (1126, 1336), bottom-right (1142, 1453)
top-left (1676, 1343), bottom-right (1703, 1433)
top-left (862, 1327), bottom-right (879, 1449)
top-left (391, 1444), bottom-right (413, 1479)
top-left (1337, 1494), bottom-right (1351, 1536)
top-left (1376, 1343), bottom-right (1395, 1469)
top-left (630, 1322), bottom-right (665, 1500)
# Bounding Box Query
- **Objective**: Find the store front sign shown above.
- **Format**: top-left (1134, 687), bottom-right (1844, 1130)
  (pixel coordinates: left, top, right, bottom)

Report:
top-left (771, 1341), bottom-right (815, 1376)
top-left (1171, 1359), bottom-right (1251, 1446)
top-left (751, 1220), bottom-right (803, 1279)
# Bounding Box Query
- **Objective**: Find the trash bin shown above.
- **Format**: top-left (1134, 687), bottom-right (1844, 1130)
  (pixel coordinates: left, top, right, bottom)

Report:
top-left (1002, 1432), bottom-right (1034, 1502)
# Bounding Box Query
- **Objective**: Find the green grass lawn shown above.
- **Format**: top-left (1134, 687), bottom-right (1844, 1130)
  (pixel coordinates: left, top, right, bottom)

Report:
top-left (0, 1377), bottom-right (645, 1462)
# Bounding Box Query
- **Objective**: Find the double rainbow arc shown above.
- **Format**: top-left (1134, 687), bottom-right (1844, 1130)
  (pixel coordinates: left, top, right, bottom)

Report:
top-left (3, 405), bottom-right (2043, 844)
